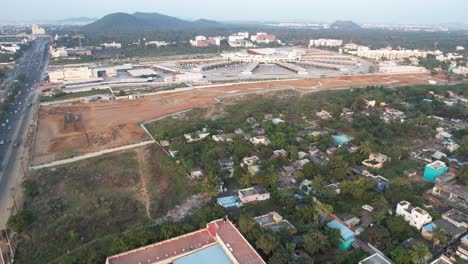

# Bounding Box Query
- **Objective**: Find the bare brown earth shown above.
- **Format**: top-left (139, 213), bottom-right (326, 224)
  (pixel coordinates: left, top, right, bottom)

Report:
top-left (32, 74), bottom-right (452, 165)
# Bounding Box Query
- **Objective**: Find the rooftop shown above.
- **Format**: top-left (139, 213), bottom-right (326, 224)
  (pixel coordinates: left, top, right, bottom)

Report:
top-left (359, 253), bottom-right (393, 264)
top-left (106, 219), bottom-right (265, 264)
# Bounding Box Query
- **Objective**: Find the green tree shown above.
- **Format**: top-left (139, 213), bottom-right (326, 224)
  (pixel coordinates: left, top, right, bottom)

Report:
top-left (459, 165), bottom-right (468, 185)
top-left (385, 216), bottom-right (415, 242)
top-left (201, 176), bottom-right (219, 198)
top-left (390, 246), bottom-right (412, 264)
top-left (269, 245), bottom-right (294, 264)
top-left (431, 225), bottom-right (448, 250)
top-left (327, 155), bottom-right (350, 180)
top-left (372, 195), bottom-right (389, 210)
top-left (359, 140), bottom-right (374, 156)
top-left (410, 243), bottom-right (431, 264)
top-left (301, 232), bottom-right (329, 255)
top-left (256, 233), bottom-right (279, 255)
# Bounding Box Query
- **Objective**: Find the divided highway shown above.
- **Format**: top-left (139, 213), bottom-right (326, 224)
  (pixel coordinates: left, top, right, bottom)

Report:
top-left (0, 36), bottom-right (49, 228)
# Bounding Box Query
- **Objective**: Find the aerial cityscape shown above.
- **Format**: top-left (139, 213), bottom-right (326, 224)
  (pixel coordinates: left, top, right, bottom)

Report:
top-left (0, 1), bottom-right (467, 263)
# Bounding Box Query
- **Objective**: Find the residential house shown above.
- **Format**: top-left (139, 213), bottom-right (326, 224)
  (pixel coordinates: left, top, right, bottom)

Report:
top-left (362, 152), bottom-right (390, 169)
top-left (212, 133), bottom-right (235, 142)
top-left (336, 213), bottom-right (361, 229)
top-left (316, 110), bottom-right (332, 120)
top-left (299, 179), bottom-right (315, 195)
top-left (404, 168), bottom-right (418, 178)
top-left (298, 151), bottom-right (308, 159)
top-left (159, 140), bottom-right (170, 147)
top-left (326, 147), bottom-right (338, 155)
top-left (273, 149), bottom-right (288, 158)
top-left (254, 212), bottom-right (297, 235)
top-left (250, 136), bottom-right (271, 146)
top-left (424, 161), bottom-right (449, 183)
top-left (242, 156), bottom-right (259, 168)
top-left (234, 128), bottom-right (244, 135)
top-left (445, 141), bottom-right (460, 152)
top-left (327, 220), bottom-right (355, 250)
top-left (280, 166), bottom-right (296, 177)
top-left (238, 186), bottom-right (270, 204)
top-left (457, 234), bottom-right (468, 260)
top-left (219, 158), bottom-right (234, 178)
top-left (429, 256), bottom-right (453, 264)
top-left (246, 117), bottom-right (257, 124)
top-left (359, 253), bottom-right (393, 264)
top-left (421, 218), bottom-right (466, 243)
top-left (442, 209), bottom-right (467, 229)
top-left (184, 130), bottom-right (210, 142)
top-left (341, 107), bottom-right (354, 116)
top-left (294, 159), bottom-right (310, 170)
top-left (396, 201), bottom-right (433, 230)
top-left (190, 170), bottom-right (204, 180)
top-left (255, 128), bottom-right (266, 135)
top-left (272, 118), bottom-right (285, 125)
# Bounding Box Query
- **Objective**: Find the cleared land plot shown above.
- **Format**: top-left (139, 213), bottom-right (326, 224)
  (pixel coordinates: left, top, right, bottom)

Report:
top-left (32, 74), bottom-right (450, 165)
top-left (16, 145), bottom-right (193, 263)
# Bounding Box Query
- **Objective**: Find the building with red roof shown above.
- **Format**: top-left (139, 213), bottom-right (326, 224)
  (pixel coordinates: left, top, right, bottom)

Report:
top-left (105, 219), bottom-right (265, 264)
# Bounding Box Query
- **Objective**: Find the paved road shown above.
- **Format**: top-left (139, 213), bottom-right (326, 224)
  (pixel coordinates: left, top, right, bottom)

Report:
top-left (0, 36), bottom-right (49, 228)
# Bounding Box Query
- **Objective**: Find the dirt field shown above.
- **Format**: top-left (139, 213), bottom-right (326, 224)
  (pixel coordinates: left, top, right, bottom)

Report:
top-left (32, 73), bottom-right (452, 165)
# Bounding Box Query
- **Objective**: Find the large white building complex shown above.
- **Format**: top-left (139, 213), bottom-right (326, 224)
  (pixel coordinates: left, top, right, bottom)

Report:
top-left (356, 49), bottom-right (427, 61)
top-left (222, 48), bottom-right (301, 63)
top-left (48, 67), bottom-right (96, 83)
top-left (309, 39), bottom-right (343, 47)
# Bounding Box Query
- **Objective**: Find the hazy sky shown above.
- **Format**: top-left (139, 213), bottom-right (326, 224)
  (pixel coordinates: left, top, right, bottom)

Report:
top-left (3, 0), bottom-right (468, 24)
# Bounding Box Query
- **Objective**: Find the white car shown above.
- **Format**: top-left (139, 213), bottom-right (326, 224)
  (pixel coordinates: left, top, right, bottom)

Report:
top-left (0, 140), bottom-right (4, 145)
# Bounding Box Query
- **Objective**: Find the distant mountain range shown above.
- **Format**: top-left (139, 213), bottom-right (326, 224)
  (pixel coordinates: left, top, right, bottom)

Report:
top-left (82, 12), bottom-right (224, 33)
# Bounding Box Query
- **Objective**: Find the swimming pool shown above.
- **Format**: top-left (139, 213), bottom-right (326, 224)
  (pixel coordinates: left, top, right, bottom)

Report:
top-left (173, 244), bottom-right (233, 264)
top-left (333, 134), bottom-right (353, 145)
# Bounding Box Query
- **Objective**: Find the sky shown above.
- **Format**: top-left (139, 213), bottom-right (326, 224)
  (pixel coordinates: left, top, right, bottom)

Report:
top-left (3, 0), bottom-right (468, 24)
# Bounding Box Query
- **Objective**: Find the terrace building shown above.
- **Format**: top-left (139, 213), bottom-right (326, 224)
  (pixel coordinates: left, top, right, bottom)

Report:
top-left (254, 212), bottom-right (297, 235)
top-left (237, 186), bottom-right (270, 204)
top-left (362, 152), bottom-right (390, 169)
top-left (105, 219), bottom-right (266, 264)
top-left (424, 161), bottom-right (449, 183)
top-left (250, 136), bottom-right (271, 146)
top-left (184, 131), bottom-right (210, 142)
top-left (396, 201), bottom-right (433, 230)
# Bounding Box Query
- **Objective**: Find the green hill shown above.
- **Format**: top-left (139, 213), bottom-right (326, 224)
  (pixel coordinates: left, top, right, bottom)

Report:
top-left (82, 12), bottom-right (223, 33)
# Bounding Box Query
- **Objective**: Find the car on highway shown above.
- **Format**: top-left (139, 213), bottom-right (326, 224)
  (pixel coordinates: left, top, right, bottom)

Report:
top-left (12, 140), bottom-right (20, 148)
top-left (0, 140), bottom-right (4, 145)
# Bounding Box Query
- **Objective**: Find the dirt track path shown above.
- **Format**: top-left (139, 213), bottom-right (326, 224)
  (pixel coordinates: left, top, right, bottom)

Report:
top-left (136, 148), bottom-right (152, 220)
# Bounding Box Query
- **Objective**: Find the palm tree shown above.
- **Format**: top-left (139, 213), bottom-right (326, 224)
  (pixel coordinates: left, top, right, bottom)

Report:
top-left (416, 113), bottom-right (427, 126)
top-left (359, 140), bottom-right (373, 156)
top-left (410, 243), bottom-right (431, 264)
top-left (431, 225), bottom-right (448, 250)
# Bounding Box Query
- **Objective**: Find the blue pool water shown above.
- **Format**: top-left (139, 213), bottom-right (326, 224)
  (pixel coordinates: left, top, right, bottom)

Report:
top-left (173, 244), bottom-right (233, 264)
top-left (333, 134), bottom-right (353, 145)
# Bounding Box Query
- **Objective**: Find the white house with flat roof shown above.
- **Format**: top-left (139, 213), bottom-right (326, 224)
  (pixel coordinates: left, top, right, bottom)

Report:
top-left (396, 201), bottom-right (432, 230)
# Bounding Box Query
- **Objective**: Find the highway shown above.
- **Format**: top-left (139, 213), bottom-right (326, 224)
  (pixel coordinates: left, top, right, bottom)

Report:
top-left (0, 36), bottom-right (49, 228)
